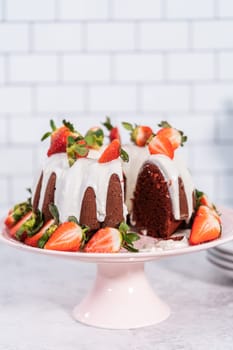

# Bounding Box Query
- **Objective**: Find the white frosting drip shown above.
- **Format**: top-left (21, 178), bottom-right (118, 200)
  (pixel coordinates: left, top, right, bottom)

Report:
top-left (173, 154), bottom-right (195, 222)
top-left (122, 145), bottom-right (150, 211)
top-left (34, 154), bottom-right (127, 223)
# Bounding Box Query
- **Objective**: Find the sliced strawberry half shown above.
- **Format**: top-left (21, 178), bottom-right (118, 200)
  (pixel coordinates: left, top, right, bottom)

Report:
top-left (195, 189), bottom-right (221, 223)
top-left (102, 116), bottom-right (121, 142)
top-left (122, 122), bottom-right (153, 147)
top-left (84, 222), bottom-right (140, 253)
top-left (157, 121), bottom-right (187, 150)
top-left (9, 211), bottom-right (33, 238)
top-left (189, 205), bottom-right (222, 245)
top-left (41, 120), bottom-right (80, 157)
top-left (4, 213), bottom-right (15, 229)
top-left (44, 221), bottom-right (85, 252)
top-left (24, 219), bottom-right (55, 247)
top-left (98, 139), bottom-right (129, 163)
top-left (4, 201), bottom-right (32, 229)
top-left (148, 134), bottom-right (174, 159)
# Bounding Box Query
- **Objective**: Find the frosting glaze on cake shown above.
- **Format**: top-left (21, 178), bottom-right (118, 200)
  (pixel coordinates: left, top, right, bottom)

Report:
top-left (32, 144), bottom-right (194, 238)
top-left (33, 153), bottom-right (127, 230)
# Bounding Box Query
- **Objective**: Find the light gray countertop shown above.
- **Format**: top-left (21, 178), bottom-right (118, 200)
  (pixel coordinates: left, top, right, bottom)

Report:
top-left (0, 243), bottom-right (233, 350)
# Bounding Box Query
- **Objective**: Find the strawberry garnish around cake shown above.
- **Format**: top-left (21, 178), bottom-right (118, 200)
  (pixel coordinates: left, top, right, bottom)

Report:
top-left (41, 119), bottom-right (80, 157)
top-left (41, 213), bottom-right (88, 251)
top-left (8, 211), bottom-right (33, 238)
top-left (102, 116), bottom-right (121, 142)
top-left (98, 139), bottom-right (129, 163)
top-left (83, 222), bottom-right (140, 253)
top-left (189, 205), bottom-right (221, 245)
top-left (122, 122), bottom-right (153, 147)
top-left (157, 121), bottom-right (187, 150)
top-left (148, 134), bottom-right (174, 159)
top-left (25, 218), bottom-right (56, 247)
top-left (147, 120), bottom-right (187, 159)
top-left (14, 210), bottom-right (44, 241)
top-left (84, 126), bottom-right (104, 149)
top-left (195, 189), bottom-right (220, 214)
top-left (4, 201), bottom-right (32, 229)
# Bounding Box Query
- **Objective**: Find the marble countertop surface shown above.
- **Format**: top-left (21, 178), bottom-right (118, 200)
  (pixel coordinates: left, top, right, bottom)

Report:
top-left (0, 243), bottom-right (233, 350)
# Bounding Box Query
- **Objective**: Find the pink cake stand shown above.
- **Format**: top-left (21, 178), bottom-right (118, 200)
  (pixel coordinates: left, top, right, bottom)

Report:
top-left (1, 207), bottom-right (233, 330)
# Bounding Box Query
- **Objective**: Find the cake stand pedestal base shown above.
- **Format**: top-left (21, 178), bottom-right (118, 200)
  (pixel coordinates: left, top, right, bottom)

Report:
top-left (73, 262), bottom-right (170, 329)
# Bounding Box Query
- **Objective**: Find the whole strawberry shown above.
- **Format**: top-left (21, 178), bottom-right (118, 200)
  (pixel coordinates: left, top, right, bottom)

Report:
top-left (102, 116), bottom-right (121, 142)
top-left (157, 121), bottom-right (187, 150)
top-left (122, 122), bottom-right (153, 147)
top-left (84, 222), bottom-right (140, 253)
top-left (41, 120), bottom-right (80, 157)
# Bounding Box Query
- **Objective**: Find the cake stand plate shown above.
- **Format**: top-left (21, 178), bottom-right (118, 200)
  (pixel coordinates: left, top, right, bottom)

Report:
top-left (1, 207), bottom-right (233, 330)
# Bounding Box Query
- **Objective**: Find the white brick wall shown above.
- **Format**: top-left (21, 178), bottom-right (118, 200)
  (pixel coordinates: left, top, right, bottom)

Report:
top-left (140, 23), bottom-right (189, 50)
top-left (0, 87), bottom-right (32, 113)
top-left (142, 85), bottom-right (191, 112)
top-left (6, 0), bottom-right (56, 21)
top-left (166, 0), bottom-right (215, 19)
top-left (193, 21), bottom-right (233, 49)
top-left (167, 53), bottom-right (215, 81)
top-left (0, 24), bottom-right (29, 52)
top-left (59, 0), bottom-right (109, 20)
top-left (63, 54), bottom-right (111, 82)
top-left (115, 54), bottom-right (163, 81)
top-left (36, 86), bottom-right (85, 113)
top-left (34, 23), bottom-right (83, 52)
top-left (87, 23), bottom-right (135, 51)
top-left (9, 55), bottom-right (58, 83)
top-left (113, 0), bottom-right (162, 19)
top-left (1, 0), bottom-right (233, 210)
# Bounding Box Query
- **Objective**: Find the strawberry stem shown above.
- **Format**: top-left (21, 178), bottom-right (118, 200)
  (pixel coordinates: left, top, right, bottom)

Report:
top-left (122, 122), bottom-right (134, 131)
top-left (49, 203), bottom-right (60, 225)
top-left (102, 116), bottom-right (114, 131)
top-left (119, 222), bottom-right (140, 252)
top-left (120, 148), bottom-right (129, 162)
top-left (158, 121), bottom-right (172, 128)
top-left (62, 119), bottom-right (75, 132)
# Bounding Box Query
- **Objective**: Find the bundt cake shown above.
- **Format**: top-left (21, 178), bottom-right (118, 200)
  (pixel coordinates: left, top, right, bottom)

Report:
top-left (4, 118), bottom-right (222, 252)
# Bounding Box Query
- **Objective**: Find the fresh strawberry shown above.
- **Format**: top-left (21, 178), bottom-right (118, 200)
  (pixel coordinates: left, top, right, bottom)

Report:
top-left (41, 120), bottom-right (80, 157)
top-left (85, 127), bottom-right (104, 150)
top-left (98, 139), bottom-right (129, 163)
top-left (189, 205), bottom-right (222, 245)
top-left (84, 222), bottom-right (140, 253)
top-left (157, 121), bottom-right (187, 150)
top-left (13, 210), bottom-right (44, 241)
top-left (66, 136), bottom-right (89, 166)
top-left (4, 201), bottom-right (32, 229)
top-left (195, 189), bottom-right (221, 222)
top-left (102, 117), bottom-right (121, 142)
top-left (24, 219), bottom-right (55, 247)
top-left (44, 221), bottom-right (86, 252)
top-left (9, 211), bottom-right (33, 238)
top-left (122, 122), bottom-right (153, 147)
top-left (4, 213), bottom-right (15, 228)
top-left (148, 134), bottom-right (174, 159)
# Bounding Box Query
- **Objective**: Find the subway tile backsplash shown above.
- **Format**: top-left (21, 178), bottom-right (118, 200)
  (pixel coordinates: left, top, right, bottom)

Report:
top-left (0, 0), bottom-right (233, 213)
